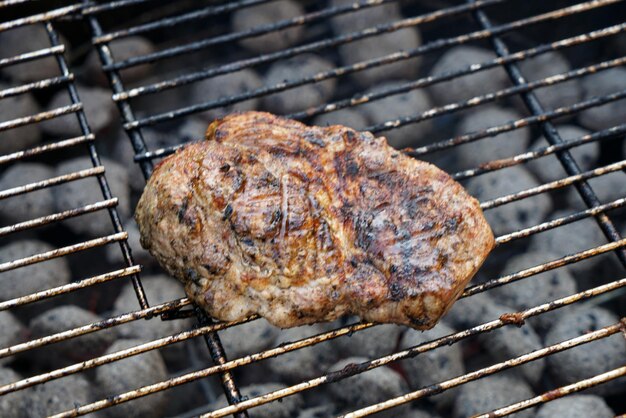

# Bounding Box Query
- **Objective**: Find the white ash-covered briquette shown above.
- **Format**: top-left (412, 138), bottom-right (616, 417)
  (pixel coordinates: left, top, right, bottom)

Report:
top-left (54, 156), bottom-right (130, 237)
top-left (479, 319), bottom-right (545, 386)
top-left (0, 239), bottom-right (71, 301)
top-left (23, 374), bottom-right (93, 418)
top-left (536, 395), bottom-right (614, 418)
top-left (579, 67), bottom-right (626, 130)
top-left (0, 311), bottom-right (24, 366)
top-left (105, 129), bottom-right (145, 193)
top-left (29, 305), bottom-right (117, 365)
top-left (191, 69), bottom-right (263, 121)
top-left (0, 25), bottom-right (63, 82)
top-left (465, 165), bottom-right (552, 236)
top-left (0, 163), bottom-right (55, 225)
top-left (41, 85), bottom-right (116, 136)
top-left (112, 275), bottom-right (192, 362)
top-left (216, 318), bottom-right (279, 359)
top-left (454, 105), bottom-right (531, 170)
top-left (95, 338), bottom-right (168, 418)
top-left (359, 81), bottom-right (433, 149)
top-left (429, 46), bottom-right (509, 107)
top-left (266, 324), bottom-right (339, 383)
top-left (106, 220), bottom-right (153, 267)
top-left (528, 210), bottom-right (608, 279)
top-left (312, 108), bottom-right (368, 131)
top-left (296, 404), bottom-right (337, 418)
top-left (400, 322), bottom-right (464, 409)
top-left (337, 29), bottom-right (422, 88)
top-left (211, 383), bottom-right (304, 418)
top-left (526, 125), bottom-right (599, 183)
top-left (492, 251), bottom-right (577, 334)
top-left (328, 357), bottom-right (409, 418)
top-left (333, 322), bottom-right (403, 360)
top-left (177, 116), bottom-right (209, 142)
top-left (329, 0), bottom-right (401, 32)
top-left (544, 306), bottom-right (626, 396)
top-left (0, 83), bottom-right (42, 156)
top-left (0, 367), bottom-right (28, 417)
top-left (445, 292), bottom-right (545, 385)
top-left (83, 36), bottom-right (155, 86)
top-left (445, 292), bottom-right (504, 330)
top-left (231, 1), bottom-right (305, 54)
top-left (330, 0), bottom-right (421, 87)
top-left (453, 373), bottom-right (536, 418)
top-left (137, 127), bottom-right (182, 155)
top-left (517, 51), bottom-right (583, 113)
top-left (396, 409), bottom-right (440, 418)
top-left (262, 54), bottom-right (337, 115)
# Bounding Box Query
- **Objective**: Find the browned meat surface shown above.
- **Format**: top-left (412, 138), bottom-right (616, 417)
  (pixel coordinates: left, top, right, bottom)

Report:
top-left (136, 112), bottom-right (494, 329)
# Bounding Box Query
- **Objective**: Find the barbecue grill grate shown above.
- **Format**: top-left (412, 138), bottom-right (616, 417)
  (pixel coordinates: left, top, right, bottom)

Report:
top-left (0, 0), bottom-right (625, 417)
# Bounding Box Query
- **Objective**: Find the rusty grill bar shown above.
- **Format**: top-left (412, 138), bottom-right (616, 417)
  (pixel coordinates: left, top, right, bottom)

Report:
top-left (0, 0), bottom-right (625, 417)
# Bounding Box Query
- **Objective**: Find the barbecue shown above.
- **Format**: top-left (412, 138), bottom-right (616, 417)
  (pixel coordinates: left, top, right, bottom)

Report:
top-left (0, 1), bottom-right (625, 417)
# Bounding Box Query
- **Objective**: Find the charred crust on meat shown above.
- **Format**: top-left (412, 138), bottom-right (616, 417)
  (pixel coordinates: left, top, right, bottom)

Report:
top-left (303, 131), bottom-right (325, 147)
top-left (389, 282), bottom-right (405, 301)
top-left (177, 198), bottom-right (189, 223)
top-left (343, 130), bottom-right (357, 144)
top-left (346, 159), bottom-right (359, 176)
top-left (223, 204), bottom-right (233, 221)
top-left (185, 268), bottom-right (202, 286)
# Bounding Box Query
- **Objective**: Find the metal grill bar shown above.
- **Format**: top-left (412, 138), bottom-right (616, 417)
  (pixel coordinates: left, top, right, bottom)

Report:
top-left (0, 166), bottom-right (104, 200)
top-left (0, 232), bottom-right (127, 273)
top-left (0, 198), bottom-right (118, 237)
top-left (90, 0), bottom-right (273, 42)
top-left (49, 275), bottom-right (626, 418)
top-left (339, 323), bottom-right (624, 418)
top-left (472, 0), bottom-right (626, 269)
top-left (0, 297), bottom-right (191, 358)
top-left (0, 103), bottom-right (82, 132)
top-left (0, 45), bottom-right (64, 69)
top-left (43, 20), bottom-right (149, 309)
top-left (0, 133), bottom-right (95, 165)
top-left (495, 197), bottom-right (626, 245)
top-left (0, 74), bottom-right (73, 99)
top-left (0, 0), bottom-right (31, 7)
top-left (474, 365), bottom-right (626, 418)
top-left (0, 4), bottom-right (82, 32)
top-left (478, 161), bottom-right (626, 209)
top-left (0, 265), bottom-right (140, 311)
top-left (117, 0), bottom-right (619, 127)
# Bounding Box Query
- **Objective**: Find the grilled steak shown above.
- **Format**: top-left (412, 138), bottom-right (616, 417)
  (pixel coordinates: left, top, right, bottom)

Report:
top-left (136, 112), bottom-right (494, 329)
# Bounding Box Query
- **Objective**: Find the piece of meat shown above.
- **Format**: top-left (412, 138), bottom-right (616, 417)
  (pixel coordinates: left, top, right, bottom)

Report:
top-left (135, 112), bottom-right (494, 329)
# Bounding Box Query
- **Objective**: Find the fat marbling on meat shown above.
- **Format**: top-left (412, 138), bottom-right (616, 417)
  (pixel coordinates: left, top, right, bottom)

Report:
top-left (135, 112), bottom-right (494, 329)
